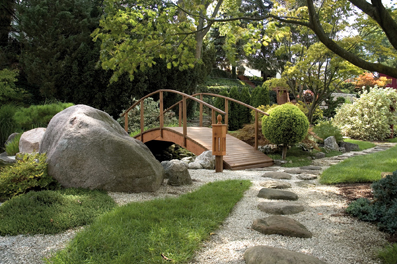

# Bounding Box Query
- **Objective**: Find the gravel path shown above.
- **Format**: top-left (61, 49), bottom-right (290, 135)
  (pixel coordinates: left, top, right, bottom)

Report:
top-left (1, 144), bottom-right (395, 264)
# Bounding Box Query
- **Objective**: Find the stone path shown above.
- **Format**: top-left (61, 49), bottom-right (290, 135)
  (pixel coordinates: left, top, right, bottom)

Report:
top-left (245, 142), bottom-right (396, 264)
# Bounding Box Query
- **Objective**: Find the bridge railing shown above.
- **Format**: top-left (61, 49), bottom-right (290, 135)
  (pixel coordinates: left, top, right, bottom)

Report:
top-left (120, 89), bottom-right (226, 147)
top-left (164, 92), bottom-right (269, 150)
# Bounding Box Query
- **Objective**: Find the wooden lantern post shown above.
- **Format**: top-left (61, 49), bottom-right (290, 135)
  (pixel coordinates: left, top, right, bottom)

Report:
top-left (212, 115), bottom-right (227, 172)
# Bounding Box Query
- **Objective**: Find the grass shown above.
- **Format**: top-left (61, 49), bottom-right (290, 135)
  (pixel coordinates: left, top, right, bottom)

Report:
top-left (378, 243), bottom-right (397, 264)
top-left (344, 138), bottom-right (375, 150)
top-left (387, 137), bottom-right (397, 143)
top-left (320, 145), bottom-right (397, 184)
top-left (5, 133), bottom-right (21, 155)
top-left (0, 188), bottom-right (116, 236)
top-left (48, 180), bottom-right (251, 264)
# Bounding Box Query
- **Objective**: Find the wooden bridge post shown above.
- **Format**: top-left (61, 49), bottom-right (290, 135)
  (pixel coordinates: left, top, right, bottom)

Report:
top-left (255, 111), bottom-right (258, 150)
top-left (199, 94), bottom-right (203, 127)
top-left (179, 101), bottom-right (182, 127)
top-left (212, 115), bottom-right (227, 172)
top-left (124, 113), bottom-right (128, 133)
top-left (140, 100), bottom-right (144, 142)
top-left (225, 98), bottom-right (228, 127)
top-left (183, 96), bottom-right (187, 147)
top-left (160, 91), bottom-right (164, 138)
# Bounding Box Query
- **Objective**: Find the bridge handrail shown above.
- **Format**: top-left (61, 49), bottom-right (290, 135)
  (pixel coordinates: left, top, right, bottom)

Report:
top-left (120, 89), bottom-right (226, 148)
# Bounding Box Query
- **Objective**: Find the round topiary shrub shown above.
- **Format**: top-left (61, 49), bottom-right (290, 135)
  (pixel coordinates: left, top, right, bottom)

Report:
top-left (262, 104), bottom-right (309, 159)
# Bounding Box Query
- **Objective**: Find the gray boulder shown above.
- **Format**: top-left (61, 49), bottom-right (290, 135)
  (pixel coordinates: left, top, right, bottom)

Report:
top-left (260, 180), bottom-right (291, 189)
top-left (19, 128), bottom-right (46, 153)
top-left (244, 246), bottom-right (327, 264)
top-left (189, 150), bottom-right (214, 169)
top-left (315, 152), bottom-right (326, 159)
top-left (258, 188), bottom-right (298, 200)
top-left (339, 142), bottom-right (359, 152)
top-left (252, 216), bottom-right (312, 238)
top-left (324, 136), bottom-right (339, 151)
top-left (258, 202), bottom-right (304, 215)
top-left (163, 160), bottom-right (192, 186)
top-left (39, 105), bottom-right (164, 192)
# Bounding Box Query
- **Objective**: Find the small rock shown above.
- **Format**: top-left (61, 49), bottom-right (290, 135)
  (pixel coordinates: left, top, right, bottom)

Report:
top-left (262, 172), bottom-right (292, 180)
top-left (258, 188), bottom-right (298, 200)
top-left (252, 216), bottom-right (312, 238)
top-left (260, 181), bottom-right (291, 189)
top-left (315, 152), bottom-right (326, 159)
top-left (273, 159), bottom-right (287, 166)
top-left (296, 181), bottom-right (317, 188)
top-left (258, 202), bottom-right (304, 215)
top-left (297, 174), bottom-right (318, 180)
top-left (188, 161), bottom-right (203, 169)
top-left (19, 128), bottom-right (46, 154)
top-left (244, 246), bottom-right (326, 264)
top-left (324, 136), bottom-right (339, 151)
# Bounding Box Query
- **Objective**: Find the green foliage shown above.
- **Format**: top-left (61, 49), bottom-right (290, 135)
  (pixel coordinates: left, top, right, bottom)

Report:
top-left (13, 102), bottom-right (73, 130)
top-left (0, 104), bottom-right (20, 148)
top-left (378, 243), bottom-right (397, 264)
top-left (320, 145), bottom-right (397, 184)
top-left (50, 180), bottom-right (251, 263)
top-left (343, 138), bottom-right (375, 151)
top-left (5, 133), bottom-right (21, 156)
top-left (295, 101), bottom-right (323, 124)
top-left (250, 84), bottom-right (270, 108)
top-left (227, 87), bottom-right (251, 131)
top-left (262, 104), bottom-right (309, 149)
top-left (323, 95), bottom-right (345, 118)
top-left (0, 188), bottom-right (116, 235)
top-left (0, 153), bottom-right (59, 202)
top-left (313, 120), bottom-right (343, 142)
top-left (333, 87), bottom-right (397, 141)
top-left (251, 104), bottom-right (278, 119)
top-left (0, 69), bottom-right (29, 105)
top-left (347, 171), bottom-right (397, 234)
top-left (118, 97), bottom-right (178, 134)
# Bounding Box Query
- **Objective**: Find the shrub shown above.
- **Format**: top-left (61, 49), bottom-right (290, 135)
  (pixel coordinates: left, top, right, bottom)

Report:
top-left (13, 102), bottom-right (74, 131)
top-left (251, 104), bottom-right (278, 119)
top-left (313, 120), bottom-right (343, 142)
top-left (0, 104), bottom-right (20, 148)
top-left (250, 84), bottom-right (270, 108)
top-left (333, 86), bottom-right (397, 141)
top-left (262, 104), bottom-right (309, 159)
top-left (0, 188), bottom-right (116, 235)
top-left (5, 133), bottom-right (21, 156)
top-left (346, 171), bottom-right (397, 234)
top-left (0, 153), bottom-right (59, 201)
top-left (118, 97), bottom-right (178, 134)
top-left (295, 101), bottom-right (323, 124)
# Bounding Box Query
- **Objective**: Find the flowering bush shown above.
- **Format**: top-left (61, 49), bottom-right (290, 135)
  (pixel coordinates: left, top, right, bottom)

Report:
top-left (333, 86), bottom-right (397, 141)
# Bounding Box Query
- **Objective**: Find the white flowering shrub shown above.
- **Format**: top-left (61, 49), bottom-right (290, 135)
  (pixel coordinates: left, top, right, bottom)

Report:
top-left (333, 86), bottom-right (397, 141)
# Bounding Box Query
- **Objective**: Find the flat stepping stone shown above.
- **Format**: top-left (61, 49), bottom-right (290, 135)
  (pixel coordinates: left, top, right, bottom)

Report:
top-left (258, 202), bottom-right (304, 215)
top-left (247, 167), bottom-right (280, 171)
top-left (297, 174), bottom-right (318, 180)
top-left (300, 166), bottom-right (322, 170)
top-left (284, 169), bottom-right (321, 175)
top-left (262, 171), bottom-right (292, 180)
top-left (258, 188), bottom-right (298, 200)
top-left (252, 216), bottom-right (312, 238)
top-left (244, 245), bottom-right (327, 264)
top-left (296, 181), bottom-right (317, 188)
top-left (260, 181), bottom-right (291, 189)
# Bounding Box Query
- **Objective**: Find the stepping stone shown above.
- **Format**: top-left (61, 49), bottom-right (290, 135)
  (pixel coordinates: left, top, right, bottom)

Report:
top-left (285, 169), bottom-right (321, 175)
top-left (296, 181), bottom-right (317, 188)
top-left (300, 166), bottom-right (322, 170)
top-left (244, 245), bottom-right (327, 264)
top-left (262, 171), bottom-right (292, 180)
top-left (260, 181), bottom-right (291, 189)
top-left (247, 167), bottom-right (280, 171)
top-left (258, 202), bottom-right (304, 215)
top-left (297, 174), bottom-right (318, 180)
top-left (252, 216), bottom-right (312, 238)
top-left (258, 188), bottom-right (298, 200)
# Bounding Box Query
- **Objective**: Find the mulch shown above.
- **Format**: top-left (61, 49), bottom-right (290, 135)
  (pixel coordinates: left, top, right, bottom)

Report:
top-left (336, 183), bottom-right (397, 243)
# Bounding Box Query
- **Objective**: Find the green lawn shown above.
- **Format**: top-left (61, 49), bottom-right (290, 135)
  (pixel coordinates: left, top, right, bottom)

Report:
top-left (387, 137), bottom-right (397, 143)
top-left (320, 145), bottom-right (397, 184)
top-left (48, 180), bottom-right (251, 264)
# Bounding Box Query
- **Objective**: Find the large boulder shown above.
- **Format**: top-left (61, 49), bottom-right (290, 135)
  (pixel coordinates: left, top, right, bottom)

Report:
top-left (39, 105), bottom-right (164, 192)
top-left (162, 160), bottom-right (192, 186)
top-left (19, 128), bottom-right (46, 153)
top-left (324, 136), bottom-right (339, 151)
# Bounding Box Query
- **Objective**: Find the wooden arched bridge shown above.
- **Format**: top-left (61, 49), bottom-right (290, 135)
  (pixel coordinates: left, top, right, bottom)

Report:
top-left (121, 89), bottom-right (273, 170)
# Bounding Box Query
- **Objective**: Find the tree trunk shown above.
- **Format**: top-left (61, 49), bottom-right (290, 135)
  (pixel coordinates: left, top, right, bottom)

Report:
top-left (282, 145), bottom-right (288, 160)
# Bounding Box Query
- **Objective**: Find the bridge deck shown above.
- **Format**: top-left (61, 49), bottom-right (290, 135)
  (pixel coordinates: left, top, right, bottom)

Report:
top-left (136, 127), bottom-right (273, 170)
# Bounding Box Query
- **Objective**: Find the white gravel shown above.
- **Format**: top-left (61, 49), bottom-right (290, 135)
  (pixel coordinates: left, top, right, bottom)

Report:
top-left (1, 144), bottom-right (394, 264)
